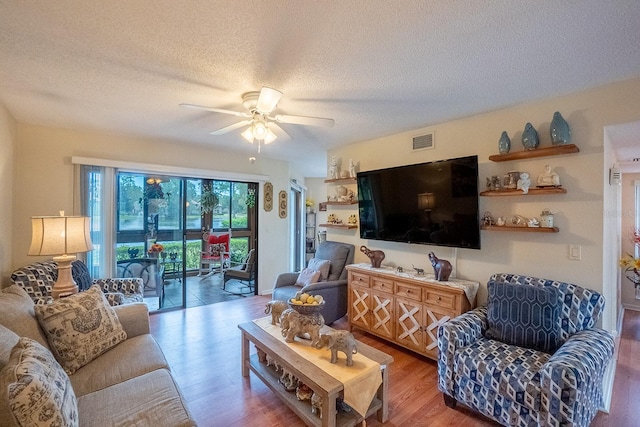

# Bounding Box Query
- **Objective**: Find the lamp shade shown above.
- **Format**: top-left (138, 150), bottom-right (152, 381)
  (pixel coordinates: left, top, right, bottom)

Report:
top-left (417, 193), bottom-right (435, 211)
top-left (29, 215), bottom-right (93, 256)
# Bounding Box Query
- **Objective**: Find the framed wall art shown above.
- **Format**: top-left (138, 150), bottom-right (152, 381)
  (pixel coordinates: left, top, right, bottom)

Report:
top-left (278, 191), bottom-right (287, 218)
top-left (264, 182), bottom-right (273, 212)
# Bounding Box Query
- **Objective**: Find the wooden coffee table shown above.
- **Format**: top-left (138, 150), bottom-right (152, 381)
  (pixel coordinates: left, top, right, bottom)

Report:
top-left (239, 321), bottom-right (393, 427)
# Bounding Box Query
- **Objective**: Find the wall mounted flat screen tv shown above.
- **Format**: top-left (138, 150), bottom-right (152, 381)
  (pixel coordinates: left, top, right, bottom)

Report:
top-left (357, 155), bottom-right (480, 249)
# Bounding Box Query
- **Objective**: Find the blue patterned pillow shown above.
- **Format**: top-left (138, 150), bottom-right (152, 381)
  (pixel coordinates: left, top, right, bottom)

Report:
top-left (71, 260), bottom-right (92, 291)
top-left (485, 281), bottom-right (561, 353)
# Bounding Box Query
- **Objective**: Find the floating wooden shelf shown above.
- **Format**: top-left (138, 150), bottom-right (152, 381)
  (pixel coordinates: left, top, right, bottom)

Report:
top-left (488, 144), bottom-right (579, 162)
top-left (325, 201), bottom-right (358, 205)
top-left (324, 177), bottom-right (357, 183)
top-left (480, 187), bottom-right (567, 197)
top-left (319, 223), bottom-right (358, 229)
top-left (481, 225), bottom-right (559, 233)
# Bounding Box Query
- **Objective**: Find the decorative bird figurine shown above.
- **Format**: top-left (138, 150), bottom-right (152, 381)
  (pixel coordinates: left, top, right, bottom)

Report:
top-left (521, 122), bottom-right (539, 150)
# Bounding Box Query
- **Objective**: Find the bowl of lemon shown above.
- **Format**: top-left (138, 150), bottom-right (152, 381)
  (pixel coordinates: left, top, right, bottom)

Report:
top-left (288, 292), bottom-right (325, 315)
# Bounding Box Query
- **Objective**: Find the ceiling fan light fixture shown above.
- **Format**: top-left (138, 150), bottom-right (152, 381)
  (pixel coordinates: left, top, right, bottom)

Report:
top-left (252, 120), bottom-right (268, 139)
top-left (263, 128), bottom-right (277, 144)
top-left (241, 126), bottom-right (254, 143)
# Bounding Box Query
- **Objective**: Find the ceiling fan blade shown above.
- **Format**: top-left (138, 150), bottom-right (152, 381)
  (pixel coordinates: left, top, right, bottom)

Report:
top-left (274, 114), bottom-right (335, 128)
top-left (268, 122), bottom-right (291, 140)
top-left (210, 120), bottom-right (253, 135)
top-left (180, 103), bottom-right (251, 118)
top-left (255, 87), bottom-right (283, 114)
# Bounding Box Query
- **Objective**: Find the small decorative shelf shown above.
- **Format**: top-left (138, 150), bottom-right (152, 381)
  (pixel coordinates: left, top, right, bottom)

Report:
top-left (481, 225), bottom-right (559, 233)
top-left (480, 187), bottom-right (567, 197)
top-left (324, 177), bottom-right (357, 184)
top-left (488, 144), bottom-right (579, 162)
top-left (319, 223), bottom-right (358, 229)
top-left (325, 200), bottom-right (358, 205)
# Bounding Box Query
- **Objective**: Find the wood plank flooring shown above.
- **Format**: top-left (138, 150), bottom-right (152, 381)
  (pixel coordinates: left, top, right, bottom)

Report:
top-left (149, 296), bottom-right (636, 427)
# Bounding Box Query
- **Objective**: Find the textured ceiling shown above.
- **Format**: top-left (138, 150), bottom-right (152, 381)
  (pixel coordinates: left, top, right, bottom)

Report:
top-left (1, 1), bottom-right (640, 176)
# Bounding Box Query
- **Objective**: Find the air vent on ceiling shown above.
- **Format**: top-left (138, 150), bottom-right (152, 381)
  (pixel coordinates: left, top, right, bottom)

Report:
top-left (412, 133), bottom-right (434, 151)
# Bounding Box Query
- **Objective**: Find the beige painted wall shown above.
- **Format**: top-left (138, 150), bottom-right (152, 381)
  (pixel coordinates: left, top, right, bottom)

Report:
top-left (0, 104), bottom-right (16, 284)
top-left (12, 124), bottom-right (293, 294)
top-left (620, 172), bottom-right (640, 310)
top-left (327, 77), bottom-right (640, 332)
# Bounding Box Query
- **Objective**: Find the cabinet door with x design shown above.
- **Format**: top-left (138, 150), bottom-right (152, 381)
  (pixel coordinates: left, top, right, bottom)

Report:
top-left (347, 264), bottom-right (476, 360)
top-left (348, 272), bottom-right (394, 339)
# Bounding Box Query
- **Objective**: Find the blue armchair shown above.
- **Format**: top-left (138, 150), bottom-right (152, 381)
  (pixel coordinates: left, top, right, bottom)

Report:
top-left (438, 273), bottom-right (615, 427)
top-left (272, 241), bottom-right (354, 324)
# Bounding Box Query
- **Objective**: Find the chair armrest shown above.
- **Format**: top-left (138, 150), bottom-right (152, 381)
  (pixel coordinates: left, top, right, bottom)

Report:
top-left (437, 306), bottom-right (488, 395)
top-left (103, 292), bottom-right (125, 306)
top-left (273, 272), bottom-right (299, 289)
top-left (113, 302), bottom-right (151, 337)
top-left (539, 328), bottom-right (614, 425)
top-left (94, 277), bottom-right (144, 296)
top-left (301, 279), bottom-right (346, 292)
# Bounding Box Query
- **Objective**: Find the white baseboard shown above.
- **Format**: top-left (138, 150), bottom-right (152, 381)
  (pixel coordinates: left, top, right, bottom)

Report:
top-left (599, 307), bottom-right (623, 413)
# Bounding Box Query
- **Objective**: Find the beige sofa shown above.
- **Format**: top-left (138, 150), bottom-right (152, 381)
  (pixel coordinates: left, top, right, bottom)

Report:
top-left (0, 285), bottom-right (196, 427)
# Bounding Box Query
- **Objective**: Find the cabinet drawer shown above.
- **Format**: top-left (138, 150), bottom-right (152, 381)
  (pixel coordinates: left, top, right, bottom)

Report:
top-left (350, 272), bottom-right (370, 287)
top-left (395, 282), bottom-right (421, 301)
top-left (423, 289), bottom-right (456, 310)
top-left (371, 276), bottom-right (393, 293)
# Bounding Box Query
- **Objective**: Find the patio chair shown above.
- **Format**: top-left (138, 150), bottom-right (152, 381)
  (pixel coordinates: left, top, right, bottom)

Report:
top-left (223, 248), bottom-right (256, 295)
top-left (116, 258), bottom-right (164, 306)
top-left (199, 230), bottom-right (231, 278)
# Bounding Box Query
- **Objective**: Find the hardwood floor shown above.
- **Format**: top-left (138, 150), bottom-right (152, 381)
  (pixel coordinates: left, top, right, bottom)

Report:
top-left (149, 297), bottom-right (636, 426)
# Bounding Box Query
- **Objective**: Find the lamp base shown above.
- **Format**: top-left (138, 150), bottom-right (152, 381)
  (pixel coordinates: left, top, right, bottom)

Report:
top-left (52, 254), bottom-right (79, 299)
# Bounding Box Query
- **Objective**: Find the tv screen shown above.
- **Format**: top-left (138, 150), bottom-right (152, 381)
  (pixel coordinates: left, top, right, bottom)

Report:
top-left (357, 155), bottom-right (480, 249)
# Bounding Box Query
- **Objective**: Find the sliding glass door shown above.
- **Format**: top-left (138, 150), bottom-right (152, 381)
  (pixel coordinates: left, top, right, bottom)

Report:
top-left (82, 164), bottom-right (258, 312)
top-left (115, 173), bottom-right (188, 310)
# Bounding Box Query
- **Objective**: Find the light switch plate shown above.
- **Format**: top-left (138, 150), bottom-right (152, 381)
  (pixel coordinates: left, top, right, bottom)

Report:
top-left (569, 245), bottom-right (581, 260)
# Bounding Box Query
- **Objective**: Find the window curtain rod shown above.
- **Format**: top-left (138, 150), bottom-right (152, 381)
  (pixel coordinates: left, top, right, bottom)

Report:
top-left (71, 156), bottom-right (270, 183)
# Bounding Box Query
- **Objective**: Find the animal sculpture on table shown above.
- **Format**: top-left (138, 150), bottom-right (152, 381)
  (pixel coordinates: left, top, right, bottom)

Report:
top-left (296, 383), bottom-right (313, 401)
top-left (279, 369), bottom-right (299, 392)
top-left (264, 300), bottom-right (288, 325)
top-left (317, 330), bottom-right (358, 366)
top-left (412, 265), bottom-right (424, 276)
top-left (280, 309), bottom-right (324, 348)
top-left (428, 252), bottom-right (452, 281)
top-left (311, 393), bottom-right (323, 418)
top-left (360, 245), bottom-right (385, 268)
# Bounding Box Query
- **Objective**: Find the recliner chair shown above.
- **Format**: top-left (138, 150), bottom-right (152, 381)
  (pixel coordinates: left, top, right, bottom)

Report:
top-left (272, 241), bottom-right (354, 324)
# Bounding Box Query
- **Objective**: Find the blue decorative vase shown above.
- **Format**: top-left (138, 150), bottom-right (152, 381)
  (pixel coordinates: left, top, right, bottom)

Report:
top-left (550, 111), bottom-right (570, 145)
top-left (498, 131), bottom-right (511, 154)
top-left (521, 122), bottom-right (539, 150)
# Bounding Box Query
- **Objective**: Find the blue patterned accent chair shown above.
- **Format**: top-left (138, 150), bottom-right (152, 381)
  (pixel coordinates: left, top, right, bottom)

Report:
top-left (11, 260), bottom-right (144, 306)
top-left (438, 273), bottom-right (615, 427)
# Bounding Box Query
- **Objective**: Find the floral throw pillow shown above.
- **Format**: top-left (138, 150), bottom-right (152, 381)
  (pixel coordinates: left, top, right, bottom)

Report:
top-left (34, 285), bottom-right (127, 374)
top-left (1, 337), bottom-right (78, 427)
top-left (209, 243), bottom-right (227, 257)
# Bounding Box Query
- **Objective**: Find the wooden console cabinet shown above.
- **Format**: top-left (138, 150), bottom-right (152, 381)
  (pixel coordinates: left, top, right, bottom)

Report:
top-left (347, 264), bottom-right (478, 360)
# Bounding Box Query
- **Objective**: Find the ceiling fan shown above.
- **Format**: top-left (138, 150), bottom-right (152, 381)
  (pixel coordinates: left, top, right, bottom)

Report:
top-left (180, 87), bottom-right (335, 150)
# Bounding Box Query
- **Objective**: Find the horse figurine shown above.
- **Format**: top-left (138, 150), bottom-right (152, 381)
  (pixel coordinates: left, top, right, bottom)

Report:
top-left (428, 252), bottom-right (452, 281)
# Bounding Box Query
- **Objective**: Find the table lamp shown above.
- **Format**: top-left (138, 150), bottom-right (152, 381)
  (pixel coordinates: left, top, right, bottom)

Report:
top-left (418, 192), bottom-right (435, 227)
top-left (28, 212), bottom-right (93, 299)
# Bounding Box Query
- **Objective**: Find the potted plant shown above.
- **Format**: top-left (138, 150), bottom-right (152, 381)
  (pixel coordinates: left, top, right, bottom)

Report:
top-left (199, 183), bottom-right (219, 215)
top-left (619, 229), bottom-right (640, 298)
